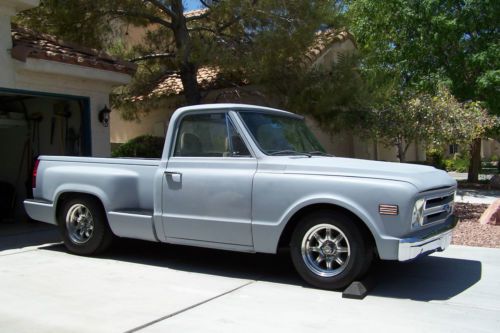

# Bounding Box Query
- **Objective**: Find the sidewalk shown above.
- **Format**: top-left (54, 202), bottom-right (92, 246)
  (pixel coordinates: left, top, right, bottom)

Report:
top-left (448, 172), bottom-right (500, 204)
top-left (455, 189), bottom-right (500, 204)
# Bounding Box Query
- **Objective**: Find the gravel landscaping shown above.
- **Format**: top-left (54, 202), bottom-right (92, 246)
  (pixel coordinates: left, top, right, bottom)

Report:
top-left (452, 203), bottom-right (500, 248)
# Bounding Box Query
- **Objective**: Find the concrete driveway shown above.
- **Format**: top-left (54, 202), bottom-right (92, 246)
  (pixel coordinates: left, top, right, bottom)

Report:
top-left (0, 229), bottom-right (499, 333)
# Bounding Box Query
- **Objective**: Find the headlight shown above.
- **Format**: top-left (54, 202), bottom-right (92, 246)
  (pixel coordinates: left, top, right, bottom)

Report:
top-left (411, 198), bottom-right (425, 228)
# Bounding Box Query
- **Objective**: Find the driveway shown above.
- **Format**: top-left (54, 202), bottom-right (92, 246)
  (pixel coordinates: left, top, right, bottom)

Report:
top-left (0, 230), bottom-right (499, 333)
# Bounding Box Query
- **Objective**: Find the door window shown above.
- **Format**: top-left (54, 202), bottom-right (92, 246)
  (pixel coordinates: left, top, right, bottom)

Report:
top-left (174, 113), bottom-right (251, 157)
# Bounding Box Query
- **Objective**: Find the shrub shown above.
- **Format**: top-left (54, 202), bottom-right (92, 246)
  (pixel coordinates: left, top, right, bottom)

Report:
top-left (490, 154), bottom-right (499, 162)
top-left (112, 135), bottom-right (164, 158)
top-left (443, 157), bottom-right (469, 172)
top-left (426, 148), bottom-right (445, 170)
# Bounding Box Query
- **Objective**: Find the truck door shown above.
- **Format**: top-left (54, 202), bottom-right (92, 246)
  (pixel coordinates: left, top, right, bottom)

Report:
top-left (161, 111), bottom-right (256, 246)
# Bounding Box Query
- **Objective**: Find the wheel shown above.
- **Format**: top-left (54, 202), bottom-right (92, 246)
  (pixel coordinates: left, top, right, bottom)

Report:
top-left (58, 196), bottom-right (113, 255)
top-left (290, 210), bottom-right (371, 290)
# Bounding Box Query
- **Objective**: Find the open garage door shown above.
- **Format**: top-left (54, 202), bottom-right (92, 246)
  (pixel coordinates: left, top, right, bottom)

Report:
top-left (0, 89), bottom-right (91, 223)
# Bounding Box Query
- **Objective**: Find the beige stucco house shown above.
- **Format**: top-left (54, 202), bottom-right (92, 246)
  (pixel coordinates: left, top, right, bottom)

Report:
top-left (110, 24), bottom-right (425, 162)
top-left (0, 0), bottom-right (135, 221)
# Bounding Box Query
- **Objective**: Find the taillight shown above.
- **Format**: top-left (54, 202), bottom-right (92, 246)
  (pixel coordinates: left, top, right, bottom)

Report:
top-left (32, 159), bottom-right (40, 188)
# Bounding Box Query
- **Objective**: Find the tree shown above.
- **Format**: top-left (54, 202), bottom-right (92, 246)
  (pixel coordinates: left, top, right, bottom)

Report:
top-left (346, 0), bottom-right (499, 180)
top-left (15, 1), bottom-right (344, 117)
top-left (369, 86), bottom-right (497, 163)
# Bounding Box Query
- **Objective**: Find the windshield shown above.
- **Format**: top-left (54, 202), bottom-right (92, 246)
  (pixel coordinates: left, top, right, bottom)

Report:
top-left (239, 112), bottom-right (326, 155)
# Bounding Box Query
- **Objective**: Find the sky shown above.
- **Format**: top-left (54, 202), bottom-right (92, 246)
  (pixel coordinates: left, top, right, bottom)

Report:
top-left (183, 0), bottom-right (203, 11)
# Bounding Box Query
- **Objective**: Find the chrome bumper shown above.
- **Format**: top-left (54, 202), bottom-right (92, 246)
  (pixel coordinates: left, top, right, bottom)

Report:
top-left (398, 215), bottom-right (457, 261)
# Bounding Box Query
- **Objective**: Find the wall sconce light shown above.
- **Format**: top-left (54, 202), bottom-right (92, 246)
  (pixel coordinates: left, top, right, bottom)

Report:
top-left (98, 105), bottom-right (111, 127)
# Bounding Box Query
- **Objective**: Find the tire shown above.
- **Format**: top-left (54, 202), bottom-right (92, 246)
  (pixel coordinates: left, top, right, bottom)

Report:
top-left (58, 196), bottom-right (113, 256)
top-left (290, 210), bottom-right (371, 290)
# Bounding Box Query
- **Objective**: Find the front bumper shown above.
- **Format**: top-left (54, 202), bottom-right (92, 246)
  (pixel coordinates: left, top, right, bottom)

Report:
top-left (398, 214), bottom-right (457, 261)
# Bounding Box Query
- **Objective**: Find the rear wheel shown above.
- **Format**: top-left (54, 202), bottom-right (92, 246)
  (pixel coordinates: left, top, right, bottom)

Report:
top-left (290, 210), bottom-right (371, 290)
top-left (58, 196), bottom-right (113, 255)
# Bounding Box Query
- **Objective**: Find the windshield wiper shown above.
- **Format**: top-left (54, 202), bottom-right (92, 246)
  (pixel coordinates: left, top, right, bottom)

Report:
top-left (308, 151), bottom-right (334, 157)
top-left (270, 150), bottom-right (312, 157)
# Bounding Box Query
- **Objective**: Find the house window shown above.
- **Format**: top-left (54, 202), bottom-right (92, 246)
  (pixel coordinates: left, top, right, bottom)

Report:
top-left (449, 144), bottom-right (459, 154)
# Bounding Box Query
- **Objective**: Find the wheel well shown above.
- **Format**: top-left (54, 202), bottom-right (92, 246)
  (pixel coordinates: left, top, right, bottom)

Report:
top-left (55, 192), bottom-right (106, 224)
top-left (278, 203), bottom-right (377, 253)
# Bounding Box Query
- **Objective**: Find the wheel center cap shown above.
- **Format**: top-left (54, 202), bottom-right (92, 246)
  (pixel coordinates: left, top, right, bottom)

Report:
top-left (322, 243), bottom-right (335, 255)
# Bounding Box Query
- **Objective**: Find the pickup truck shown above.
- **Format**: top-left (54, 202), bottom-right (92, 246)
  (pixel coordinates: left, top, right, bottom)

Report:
top-left (24, 103), bottom-right (457, 289)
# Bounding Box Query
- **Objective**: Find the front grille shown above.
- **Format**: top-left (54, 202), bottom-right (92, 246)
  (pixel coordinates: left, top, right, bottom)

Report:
top-left (421, 190), bottom-right (455, 226)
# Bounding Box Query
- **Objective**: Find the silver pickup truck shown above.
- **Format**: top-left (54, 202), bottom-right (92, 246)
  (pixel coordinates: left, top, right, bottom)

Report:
top-left (24, 103), bottom-right (457, 289)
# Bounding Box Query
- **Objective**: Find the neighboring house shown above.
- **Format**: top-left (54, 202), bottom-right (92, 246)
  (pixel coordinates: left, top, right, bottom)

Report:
top-left (0, 0), bottom-right (135, 221)
top-left (110, 24), bottom-right (425, 162)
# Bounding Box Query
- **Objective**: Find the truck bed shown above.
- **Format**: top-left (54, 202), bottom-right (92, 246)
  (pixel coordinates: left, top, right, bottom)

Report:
top-left (28, 155), bottom-right (161, 241)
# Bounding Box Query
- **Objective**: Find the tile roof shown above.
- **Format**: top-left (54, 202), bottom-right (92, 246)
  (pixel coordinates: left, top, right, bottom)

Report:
top-left (183, 8), bottom-right (209, 19)
top-left (11, 25), bottom-right (137, 75)
top-left (301, 29), bottom-right (355, 68)
top-left (135, 29), bottom-right (354, 100)
top-left (133, 67), bottom-right (222, 101)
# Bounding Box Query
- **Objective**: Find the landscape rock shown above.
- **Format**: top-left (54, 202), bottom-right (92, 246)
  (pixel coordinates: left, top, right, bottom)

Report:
top-left (479, 199), bottom-right (500, 226)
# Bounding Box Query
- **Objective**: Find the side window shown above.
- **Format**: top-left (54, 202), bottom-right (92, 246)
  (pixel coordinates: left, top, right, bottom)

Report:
top-left (174, 113), bottom-right (251, 157)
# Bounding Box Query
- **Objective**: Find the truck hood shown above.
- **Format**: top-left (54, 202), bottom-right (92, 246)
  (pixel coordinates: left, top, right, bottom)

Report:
top-left (281, 157), bottom-right (456, 192)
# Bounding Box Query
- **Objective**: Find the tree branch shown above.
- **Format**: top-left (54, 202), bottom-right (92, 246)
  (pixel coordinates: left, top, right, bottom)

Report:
top-left (143, 0), bottom-right (177, 20)
top-left (188, 16), bottom-right (240, 36)
top-left (108, 9), bottom-right (173, 29)
top-left (128, 53), bottom-right (176, 62)
top-left (199, 0), bottom-right (212, 8)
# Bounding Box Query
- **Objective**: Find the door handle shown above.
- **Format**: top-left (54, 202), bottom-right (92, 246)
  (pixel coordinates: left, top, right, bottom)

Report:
top-left (165, 171), bottom-right (182, 182)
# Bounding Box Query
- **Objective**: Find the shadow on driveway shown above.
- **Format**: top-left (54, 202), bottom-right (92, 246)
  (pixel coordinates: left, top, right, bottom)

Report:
top-left (371, 256), bottom-right (482, 301)
top-left (41, 238), bottom-right (481, 302)
top-left (0, 222), bottom-right (61, 251)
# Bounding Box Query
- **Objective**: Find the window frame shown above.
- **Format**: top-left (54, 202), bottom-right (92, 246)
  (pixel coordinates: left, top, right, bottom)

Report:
top-left (170, 111), bottom-right (255, 159)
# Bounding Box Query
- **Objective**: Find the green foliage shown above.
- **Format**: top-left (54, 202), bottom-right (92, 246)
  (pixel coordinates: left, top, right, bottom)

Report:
top-left (490, 154), bottom-right (499, 162)
top-left (346, 0), bottom-right (499, 114)
top-left (111, 135), bottom-right (164, 158)
top-left (426, 148), bottom-right (445, 170)
top-left (16, 0), bottom-right (347, 117)
top-left (365, 85), bottom-right (498, 162)
top-left (284, 52), bottom-right (370, 134)
top-left (444, 157), bottom-right (469, 173)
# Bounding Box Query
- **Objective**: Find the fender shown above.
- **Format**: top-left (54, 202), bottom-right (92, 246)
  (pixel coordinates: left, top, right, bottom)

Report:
top-left (252, 194), bottom-right (384, 254)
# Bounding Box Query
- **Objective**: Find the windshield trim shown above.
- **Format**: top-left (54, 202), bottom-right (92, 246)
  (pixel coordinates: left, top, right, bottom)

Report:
top-left (236, 110), bottom-right (323, 157)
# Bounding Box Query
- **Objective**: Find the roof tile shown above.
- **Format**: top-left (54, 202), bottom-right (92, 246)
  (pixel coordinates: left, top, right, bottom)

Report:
top-left (11, 25), bottom-right (137, 75)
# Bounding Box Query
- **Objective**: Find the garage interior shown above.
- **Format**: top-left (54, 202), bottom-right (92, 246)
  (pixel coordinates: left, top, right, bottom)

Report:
top-left (0, 91), bottom-right (90, 223)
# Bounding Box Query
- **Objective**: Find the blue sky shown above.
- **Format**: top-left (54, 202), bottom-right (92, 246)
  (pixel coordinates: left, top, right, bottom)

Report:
top-left (184, 0), bottom-right (203, 11)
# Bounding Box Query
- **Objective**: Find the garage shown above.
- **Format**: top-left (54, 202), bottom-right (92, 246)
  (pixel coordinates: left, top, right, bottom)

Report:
top-left (0, 0), bottom-right (135, 224)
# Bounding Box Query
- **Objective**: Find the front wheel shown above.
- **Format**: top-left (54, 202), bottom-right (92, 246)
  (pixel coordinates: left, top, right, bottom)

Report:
top-left (58, 196), bottom-right (113, 256)
top-left (290, 211), bottom-right (371, 290)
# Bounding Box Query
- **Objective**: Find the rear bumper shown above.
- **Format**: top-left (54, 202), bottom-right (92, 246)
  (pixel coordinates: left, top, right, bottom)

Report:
top-left (398, 214), bottom-right (457, 261)
top-left (24, 199), bottom-right (56, 225)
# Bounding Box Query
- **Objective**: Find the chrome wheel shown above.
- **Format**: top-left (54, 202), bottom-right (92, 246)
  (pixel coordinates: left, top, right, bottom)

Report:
top-left (301, 223), bottom-right (351, 277)
top-left (65, 203), bottom-right (94, 244)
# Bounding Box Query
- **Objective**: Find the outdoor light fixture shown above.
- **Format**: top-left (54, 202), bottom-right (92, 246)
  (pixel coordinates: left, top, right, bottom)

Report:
top-left (98, 105), bottom-right (111, 127)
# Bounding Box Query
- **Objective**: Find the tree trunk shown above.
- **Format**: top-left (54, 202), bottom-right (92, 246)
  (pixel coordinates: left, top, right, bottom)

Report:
top-left (179, 62), bottom-right (202, 105)
top-left (171, 0), bottom-right (202, 105)
top-left (396, 142), bottom-right (406, 162)
top-left (467, 138), bottom-right (482, 183)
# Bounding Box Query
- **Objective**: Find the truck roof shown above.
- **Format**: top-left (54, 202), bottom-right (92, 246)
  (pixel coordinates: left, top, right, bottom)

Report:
top-left (175, 103), bottom-right (301, 118)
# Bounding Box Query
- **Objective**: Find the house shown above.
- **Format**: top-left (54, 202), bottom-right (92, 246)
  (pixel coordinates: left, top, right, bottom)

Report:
top-left (0, 0), bottom-right (136, 221)
top-left (110, 22), bottom-right (425, 162)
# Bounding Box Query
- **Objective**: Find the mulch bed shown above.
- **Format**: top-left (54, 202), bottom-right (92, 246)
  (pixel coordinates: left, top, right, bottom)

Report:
top-left (452, 203), bottom-right (500, 248)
